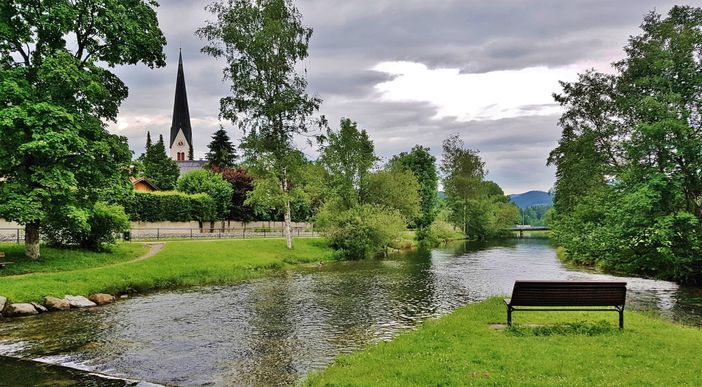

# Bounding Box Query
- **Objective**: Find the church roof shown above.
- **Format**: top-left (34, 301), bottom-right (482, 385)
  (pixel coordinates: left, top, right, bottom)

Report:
top-left (169, 50), bottom-right (193, 149)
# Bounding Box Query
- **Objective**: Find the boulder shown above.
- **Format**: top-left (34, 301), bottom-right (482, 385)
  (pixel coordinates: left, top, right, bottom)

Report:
top-left (89, 293), bottom-right (115, 305)
top-left (0, 296), bottom-right (7, 315)
top-left (44, 296), bottom-right (70, 311)
top-left (30, 302), bottom-right (48, 313)
top-left (4, 303), bottom-right (39, 317)
top-left (64, 295), bottom-right (97, 308)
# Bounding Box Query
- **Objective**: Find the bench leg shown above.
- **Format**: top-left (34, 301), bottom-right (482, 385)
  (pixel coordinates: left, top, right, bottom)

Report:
top-left (507, 306), bottom-right (512, 327)
top-left (618, 308), bottom-right (624, 329)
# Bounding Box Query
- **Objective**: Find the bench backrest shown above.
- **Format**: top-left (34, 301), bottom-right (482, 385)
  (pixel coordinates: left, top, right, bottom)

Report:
top-left (510, 281), bottom-right (627, 307)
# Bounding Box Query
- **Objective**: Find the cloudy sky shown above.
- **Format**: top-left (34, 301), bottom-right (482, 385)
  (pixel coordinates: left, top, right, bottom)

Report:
top-left (109, 0), bottom-right (680, 194)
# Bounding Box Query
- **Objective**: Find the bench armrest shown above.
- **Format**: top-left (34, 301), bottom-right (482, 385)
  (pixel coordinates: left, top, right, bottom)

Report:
top-left (504, 298), bottom-right (511, 306)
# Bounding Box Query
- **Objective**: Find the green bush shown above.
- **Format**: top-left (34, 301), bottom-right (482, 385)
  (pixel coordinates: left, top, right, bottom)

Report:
top-left (321, 204), bottom-right (406, 259)
top-left (425, 219), bottom-right (464, 245)
top-left (43, 202), bottom-right (130, 251)
top-left (124, 191), bottom-right (216, 222)
top-left (177, 170), bottom-right (233, 219)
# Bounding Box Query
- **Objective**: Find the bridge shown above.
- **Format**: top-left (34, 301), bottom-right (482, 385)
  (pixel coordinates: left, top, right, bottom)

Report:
top-left (509, 226), bottom-right (550, 238)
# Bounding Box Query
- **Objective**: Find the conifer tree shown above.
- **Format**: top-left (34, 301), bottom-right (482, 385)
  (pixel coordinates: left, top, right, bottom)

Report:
top-left (140, 135), bottom-right (181, 190)
top-left (145, 131), bottom-right (153, 149)
top-left (206, 127), bottom-right (237, 169)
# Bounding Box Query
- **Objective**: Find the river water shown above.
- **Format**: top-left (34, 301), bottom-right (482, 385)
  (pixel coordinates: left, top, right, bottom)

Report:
top-left (0, 239), bottom-right (700, 386)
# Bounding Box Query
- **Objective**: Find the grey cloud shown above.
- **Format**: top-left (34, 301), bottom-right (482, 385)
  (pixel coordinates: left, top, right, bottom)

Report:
top-left (109, 0), bottom-right (681, 193)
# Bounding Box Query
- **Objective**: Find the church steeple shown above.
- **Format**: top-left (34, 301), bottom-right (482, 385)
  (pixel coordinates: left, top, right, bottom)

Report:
top-left (169, 50), bottom-right (193, 161)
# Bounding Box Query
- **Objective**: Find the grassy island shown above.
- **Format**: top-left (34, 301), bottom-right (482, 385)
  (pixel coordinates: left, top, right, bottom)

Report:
top-left (0, 238), bottom-right (333, 303)
top-left (306, 298), bottom-right (702, 386)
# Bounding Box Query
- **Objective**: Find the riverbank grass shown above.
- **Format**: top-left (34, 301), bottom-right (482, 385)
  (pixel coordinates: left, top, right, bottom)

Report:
top-left (306, 297), bottom-right (702, 386)
top-left (0, 238), bottom-right (333, 303)
top-left (0, 243), bottom-right (148, 276)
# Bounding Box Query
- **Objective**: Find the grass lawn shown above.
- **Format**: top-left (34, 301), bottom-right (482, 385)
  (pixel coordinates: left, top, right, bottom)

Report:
top-left (0, 243), bottom-right (148, 276)
top-left (306, 298), bottom-right (702, 386)
top-left (0, 238), bottom-right (333, 303)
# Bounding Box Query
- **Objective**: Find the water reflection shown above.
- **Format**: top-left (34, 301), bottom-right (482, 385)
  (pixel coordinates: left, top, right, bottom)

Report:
top-left (0, 239), bottom-right (699, 386)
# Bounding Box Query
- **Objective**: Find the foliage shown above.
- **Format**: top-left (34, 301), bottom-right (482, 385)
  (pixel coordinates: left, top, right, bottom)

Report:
top-left (177, 170), bottom-right (233, 219)
top-left (0, 239), bottom-right (334, 303)
top-left (305, 298), bottom-right (702, 386)
top-left (519, 204), bottom-right (552, 226)
top-left (217, 167), bottom-right (256, 221)
top-left (320, 204), bottom-right (407, 259)
top-left (124, 191), bottom-right (216, 222)
top-left (205, 127), bottom-right (237, 169)
top-left (199, 0), bottom-right (320, 249)
top-left (139, 133), bottom-right (181, 190)
top-left (42, 202), bottom-right (130, 251)
top-left (0, 0), bottom-right (166, 258)
top-left (389, 145), bottom-right (439, 232)
top-left (362, 169), bottom-right (421, 223)
top-left (440, 135), bottom-right (518, 239)
top-left (425, 219), bottom-right (464, 245)
top-left (319, 118), bottom-right (377, 208)
top-left (548, 6), bottom-right (702, 283)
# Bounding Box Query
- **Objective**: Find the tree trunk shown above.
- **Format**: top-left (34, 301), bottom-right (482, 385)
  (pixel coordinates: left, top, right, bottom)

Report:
top-left (284, 197), bottom-right (293, 249)
top-left (25, 221), bottom-right (41, 260)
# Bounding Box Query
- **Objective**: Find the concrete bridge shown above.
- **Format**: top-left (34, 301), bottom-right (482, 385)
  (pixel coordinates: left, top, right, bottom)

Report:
top-left (509, 226), bottom-right (550, 238)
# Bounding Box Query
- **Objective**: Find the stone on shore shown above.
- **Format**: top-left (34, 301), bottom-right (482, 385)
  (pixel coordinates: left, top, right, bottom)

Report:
top-left (0, 296), bottom-right (7, 315)
top-left (4, 303), bottom-right (39, 317)
top-left (44, 296), bottom-right (71, 311)
top-left (64, 295), bottom-right (97, 308)
top-left (89, 293), bottom-right (115, 305)
top-left (30, 302), bottom-right (48, 313)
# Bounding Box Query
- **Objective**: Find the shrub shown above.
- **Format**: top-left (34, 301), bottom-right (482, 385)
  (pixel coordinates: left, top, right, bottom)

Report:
top-left (43, 202), bottom-right (130, 251)
top-left (177, 170), bottom-right (233, 219)
top-left (321, 204), bottom-right (406, 259)
top-left (124, 191), bottom-right (217, 222)
top-left (426, 219), bottom-right (463, 245)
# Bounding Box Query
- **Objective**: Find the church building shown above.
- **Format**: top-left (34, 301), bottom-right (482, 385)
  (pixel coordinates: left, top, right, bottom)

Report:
top-left (169, 50), bottom-right (206, 174)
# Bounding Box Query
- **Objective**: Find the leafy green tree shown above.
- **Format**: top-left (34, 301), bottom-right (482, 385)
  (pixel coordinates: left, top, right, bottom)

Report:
top-left (0, 0), bottom-right (166, 258)
top-left (206, 127), bottom-right (237, 169)
top-left (140, 135), bottom-right (180, 190)
top-left (199, 0), bottom-right (321, 249)
top-left (218, 167), bottom-right (256, 221)
top-left (440, 135), bottom-right (516, 239)
top-left (549, 6), bottom-right (702, 283)
top-left (389, 145), bottom-right (438, 233)
top-left (177, 170), bottom-right (233, 220)
top-left (362, 169), bottom-right (421, 223)
top-left (319, 118), bottom-right (377, 208)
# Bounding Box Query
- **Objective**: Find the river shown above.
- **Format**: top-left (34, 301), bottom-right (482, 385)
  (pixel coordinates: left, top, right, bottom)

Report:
top-left (0, 239), bottom-right (700, 386)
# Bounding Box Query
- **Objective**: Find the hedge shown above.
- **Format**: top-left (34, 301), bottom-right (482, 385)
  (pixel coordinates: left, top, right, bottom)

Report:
top-left (124, 191), bottom-right (217, 222)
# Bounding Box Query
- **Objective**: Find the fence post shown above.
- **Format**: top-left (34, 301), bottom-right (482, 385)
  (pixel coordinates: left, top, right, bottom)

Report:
top-left (263, 229), bottom-right (266, 238)
top-left (157, 228), bottom-right (160, 240)
top-left (17, 229), bottom-right (20, 244)
top-left (191, 228), bottom-right (193, 239)
top-left (243, 228), bottom-right (246, 238)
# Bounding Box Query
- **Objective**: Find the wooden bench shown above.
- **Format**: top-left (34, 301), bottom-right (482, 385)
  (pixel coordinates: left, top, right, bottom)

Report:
top-left (504, 281), bottom-right (627, 329)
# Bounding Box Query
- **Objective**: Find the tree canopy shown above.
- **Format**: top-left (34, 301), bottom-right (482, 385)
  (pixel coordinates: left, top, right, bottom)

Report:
top-left (139, 133), bottom-right (180, 190)
top-left (548, 6), bottom-right (702, 283)
top-left (0, 0), bottom-right (166, 258)
top-left (206, 127), bottom-right (237, 169)
top-left (199, 0), bottom-right (320, 249)
top-left (389, 145), bottom-right (438, 232)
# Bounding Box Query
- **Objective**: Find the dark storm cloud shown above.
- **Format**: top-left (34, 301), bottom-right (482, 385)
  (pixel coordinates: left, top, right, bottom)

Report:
top-left (110, 0), bottom-right (681, 193)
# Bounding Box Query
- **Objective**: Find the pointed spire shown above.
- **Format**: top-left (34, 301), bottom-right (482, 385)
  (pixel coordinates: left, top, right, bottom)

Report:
top-left (170, 50), bottom-right (193, 154)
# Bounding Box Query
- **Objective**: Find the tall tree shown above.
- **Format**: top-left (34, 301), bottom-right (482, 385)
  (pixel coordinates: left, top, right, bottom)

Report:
top-left (140, 135), bottom-right (180, 190)
top-left (549, 6), bottom-right (702, 283)
top-left (0, 0), bottom-right (166, 258)
top-left (145, 131), bottom-right (153, 150)
top-left (199, 0), bottom-right (321, 249)
top-left (319, 118), bottom-right (377, 209)
top-left (206, 127), bottom-right (237, 169)
top-left (389, 145), bottom-right (438, 233)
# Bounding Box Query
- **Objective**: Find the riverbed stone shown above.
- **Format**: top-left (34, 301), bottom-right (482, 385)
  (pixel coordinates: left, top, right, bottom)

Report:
top-left (89, 293), bottom-right (115, 305)
top-left (0, 296), bottom-right (7, 315)
top-left (30, 302), bottom-right (48, 313)
top-left (64, 295), bottom-right (97, 308)
top-left (44, 296), bottom-right (70, 311)
top-left (4, 303), bottom-right (39, 317)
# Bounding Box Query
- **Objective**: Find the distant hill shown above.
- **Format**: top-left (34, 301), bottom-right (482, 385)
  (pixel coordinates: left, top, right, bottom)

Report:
top-left (508, 190), bottom-right (554, 210)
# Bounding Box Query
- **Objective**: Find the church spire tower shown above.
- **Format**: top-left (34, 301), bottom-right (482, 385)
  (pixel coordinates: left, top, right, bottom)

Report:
top-left (170, 49), bottom-right (193, 161)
